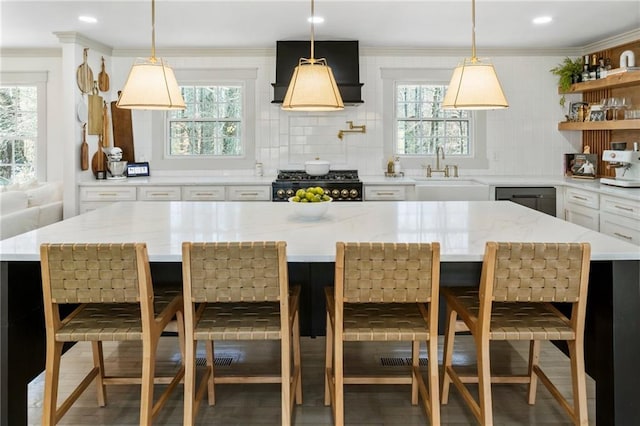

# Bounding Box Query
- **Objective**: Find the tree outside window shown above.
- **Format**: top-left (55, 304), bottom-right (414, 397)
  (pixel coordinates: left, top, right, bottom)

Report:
top-left (0, 86), bottom-right (37, 182)
top-left (168, 85), bottom-right (243, 157)
top-left (396, 84), bottom-right (470, 157)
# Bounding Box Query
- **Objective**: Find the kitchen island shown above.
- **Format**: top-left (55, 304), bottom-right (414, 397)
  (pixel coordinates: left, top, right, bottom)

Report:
top-left (1, 200), bottom-right (638, 425)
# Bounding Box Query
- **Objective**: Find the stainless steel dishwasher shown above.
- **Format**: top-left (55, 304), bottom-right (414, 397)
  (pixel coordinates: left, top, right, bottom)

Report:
top-left (495, 187), bottom-right (556, 217)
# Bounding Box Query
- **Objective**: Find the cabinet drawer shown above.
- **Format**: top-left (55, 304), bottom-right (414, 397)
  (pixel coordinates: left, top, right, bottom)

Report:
top-left (79, 186), bottom-right (137, 202)
top-left (182, 186), bottom-right (225, 201)
top-left (600, 195), bottom-right (640, 221)
top-left (600, 212), bottom-right (640, 246)
top-left (137, 186), bottom-right (181, 201)
top-left (227, 186), bottom-right (271, 201)
top-left (565, 187), bottom-right (599, 209)
top-left (364, 186), bottom-right (406, 201)
top-left (564, 205), bottom-right (599, 231)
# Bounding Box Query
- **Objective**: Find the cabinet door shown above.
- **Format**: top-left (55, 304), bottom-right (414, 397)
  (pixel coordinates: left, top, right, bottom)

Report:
top-left (600, 212), bottom-right (640, 246)
top-left (182, 186), bottom-right (225, 201)
top-left (600, 195), bottom-right (640, 221)
top-left (364, 186), bottom-right (407, 201)
top-left (565, 187), bottom-right (599, 209)
top-left (79, 186), bottom-right (137, 202)
top-left (565, 205), bottom-right (599, 231)
top-left (227, 186), bottom-right (271, 201)
top-left (137, 186), bottom-right (181, 201)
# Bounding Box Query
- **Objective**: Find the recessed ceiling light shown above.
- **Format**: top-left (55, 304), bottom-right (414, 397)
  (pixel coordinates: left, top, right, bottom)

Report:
top-left (308, 16), bottom-right (324, 24)
top-left (78, 16), bottom-right (97, 24)
top-left (533, 16), bottom-right (552, 25)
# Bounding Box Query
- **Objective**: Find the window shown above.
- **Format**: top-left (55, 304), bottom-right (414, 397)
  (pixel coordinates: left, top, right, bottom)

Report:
top-left (0, 86), bottom-right (38, 181)
top-left (396, 84), bottom-right (471, 156)
top-left (382, 68), bottom-right (487, 170)
top-left (168, 85), bottom-right (243, 157)
top-left (151, 68), bottom-right (256, 171)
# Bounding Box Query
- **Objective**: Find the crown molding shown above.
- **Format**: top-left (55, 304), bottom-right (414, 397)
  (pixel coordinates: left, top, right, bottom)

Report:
top-left (111, 47), bottom-right (274, 58)
top-left (0, 48), bottom-right (61, 58)
top-left (53, 32), bottom-right (113, 56)
top-left (582, 28), bottom-right (640, 53)
top-left (360, 46), bottom-right (583, 57)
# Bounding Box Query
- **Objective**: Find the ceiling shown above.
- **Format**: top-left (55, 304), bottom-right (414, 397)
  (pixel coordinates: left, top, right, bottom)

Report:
top-left (1, 0), bottom-right (639, 52)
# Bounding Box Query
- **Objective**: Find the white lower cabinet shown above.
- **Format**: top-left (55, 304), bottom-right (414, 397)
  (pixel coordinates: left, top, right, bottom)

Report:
top-left (364, 186), bottom-right (407, 201)
top-left (182, 186), bottom-right (225, 201)
top-left (564, 187), bottom-right (599, 231)
top-left (78, 187), bottom-right (137, 213)
top-left (137, 186), bottom-right (181, 201)
top-left (599, 195), bottom-right (640, 245)
top-left (227, 186), bottom-right (271, 201)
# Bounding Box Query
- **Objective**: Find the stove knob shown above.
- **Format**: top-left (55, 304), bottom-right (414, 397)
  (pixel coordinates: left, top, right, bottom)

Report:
top-left (286, 189), bottom-right (295, 197)
top-left (349, 189), bottom-right (359, 198)
top-left (331, 189), bottom-right (340, 198)
top-left (276, 189), bottom-right (285, 199)
top-left (341, 189), bottom-right (349, 198)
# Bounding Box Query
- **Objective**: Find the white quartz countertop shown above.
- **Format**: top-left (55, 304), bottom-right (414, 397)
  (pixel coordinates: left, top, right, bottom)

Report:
top-left (1, 201), bottom-right (637, 263)
top-left (78, 175), bottom-right (277, 186)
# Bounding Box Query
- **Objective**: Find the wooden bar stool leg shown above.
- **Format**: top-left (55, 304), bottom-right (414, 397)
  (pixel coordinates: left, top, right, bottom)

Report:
top-left (476, 335), bottom-right (493, 426)
top-left (335, 330), bottom-right (345, 426)
top-left (139, 338), bottom-right (157, 426)
top-left (281, 325), bottom-right (292, 426)
top-left (324, 310), bottom-right (333, 406)
top-left (411, 341), bottom-right (419, 405)
top-left (568, 339), bottom-right (589, 425)
top-left (206, 340), bottom-right (216, 405)
top-left (427, 334), bottom-right (441, 425)
top-left (527, 340), bottom-right (541, 404)
top-left (293, 311), bottom-right (303, 404)
top-left (183, 337), bottom-right (197, 426)
top-left (42, 340), bottom-right (63, 425)
top-left (91, 341), bottom-right (107, 407)
top-left (441, 306), bottom-right (457, 404)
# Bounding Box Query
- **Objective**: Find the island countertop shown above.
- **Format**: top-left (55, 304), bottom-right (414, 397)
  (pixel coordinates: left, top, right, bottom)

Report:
top-left (1, 200), bottom-right (637, 262)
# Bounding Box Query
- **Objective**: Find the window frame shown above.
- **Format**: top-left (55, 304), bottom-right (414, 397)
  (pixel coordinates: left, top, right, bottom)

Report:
top-left (151, 68), bottom-right (256, 171)
top-left (0, 72), bottom-right (48, 182)
top-left (382, 68), bottom-right (488, 171)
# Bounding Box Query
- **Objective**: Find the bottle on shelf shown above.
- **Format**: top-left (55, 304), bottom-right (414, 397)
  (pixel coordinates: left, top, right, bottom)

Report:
top-left (598, 57), bottom-right (607, 78)
top-left (581, 55), bottom-right (591, 82)
top-left (590, 54), bottom-right (599, 79)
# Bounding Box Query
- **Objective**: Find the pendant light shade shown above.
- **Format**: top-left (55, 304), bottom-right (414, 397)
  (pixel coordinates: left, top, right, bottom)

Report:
top-left (281, 0), bottom-right (344, 111)
top-left (116, 0), bottom-right (185, 110)
top-left (442, 0), bottom-right (508, 110)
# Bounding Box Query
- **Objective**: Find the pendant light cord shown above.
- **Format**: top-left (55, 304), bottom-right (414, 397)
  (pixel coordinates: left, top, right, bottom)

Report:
top-left (470, 0), bottom-right (477, 62)
top-left (310, 0), bottom-right (315, 60)
top-left (151, 0), bottom-right (157, 62)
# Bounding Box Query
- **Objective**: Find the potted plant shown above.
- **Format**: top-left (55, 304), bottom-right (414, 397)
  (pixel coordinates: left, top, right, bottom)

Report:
top-left (550, 57), bottom-right (584, 106)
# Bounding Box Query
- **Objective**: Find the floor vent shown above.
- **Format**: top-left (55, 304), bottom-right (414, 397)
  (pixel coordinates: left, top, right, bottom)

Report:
top-left (380, 357), bottom-right (429, 367)
top-left (195, 357), bottom-right (234, 367)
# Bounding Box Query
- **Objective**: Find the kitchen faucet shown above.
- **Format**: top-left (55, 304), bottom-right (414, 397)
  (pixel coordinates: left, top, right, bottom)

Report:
top-left (423, 145), bottom-right (459, 178)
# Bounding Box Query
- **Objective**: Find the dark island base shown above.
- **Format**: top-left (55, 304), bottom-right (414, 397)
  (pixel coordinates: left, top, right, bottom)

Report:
top-left (1, 259), bottom-right (638, 425)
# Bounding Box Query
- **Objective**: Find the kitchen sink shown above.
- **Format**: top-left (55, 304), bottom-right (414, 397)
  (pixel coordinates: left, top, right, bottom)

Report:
top-left (413, 178), bottom-right (489, 201)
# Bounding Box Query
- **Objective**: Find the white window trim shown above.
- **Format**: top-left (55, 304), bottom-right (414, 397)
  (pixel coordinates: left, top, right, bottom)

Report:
top-left (0, 71), bottom-right (48, 181)
top-left (381, 68), bottom-right (488, 170)
top-left (151, 68), bottom-right (257, 170)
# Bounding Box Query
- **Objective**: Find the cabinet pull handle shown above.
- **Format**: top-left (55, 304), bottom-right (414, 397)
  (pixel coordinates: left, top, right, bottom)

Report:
top-left (98, 192), bottom-right (118, 196)
top-left (614, 232), bottom-right (633, 241)
top-left (613, 205), bottom-right (633, 212)
top-left (150, 192), bottom-right (170, 196)
top-left (572, 195), bottom-right (588, 201)
top-left (195, 192), bottom-right (214, 196)
top-left (239, 192), bottom-right (259, 196)
top-left (376, 192), bottom-right (397, 196)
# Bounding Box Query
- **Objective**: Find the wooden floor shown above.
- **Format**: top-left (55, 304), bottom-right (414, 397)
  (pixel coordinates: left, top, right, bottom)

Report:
top-left (28, 335), bottom-right (595, 425)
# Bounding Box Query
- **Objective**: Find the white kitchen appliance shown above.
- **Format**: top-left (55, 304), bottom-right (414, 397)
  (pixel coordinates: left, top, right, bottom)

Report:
top-left (600, 150), bottom-right (640, 187)
top-left (102, 147), bottom-right (127, 180)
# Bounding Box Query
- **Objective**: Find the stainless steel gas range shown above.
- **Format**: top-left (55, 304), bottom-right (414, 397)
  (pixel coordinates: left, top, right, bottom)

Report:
top-left (272, 170), bottom-right (363, 202)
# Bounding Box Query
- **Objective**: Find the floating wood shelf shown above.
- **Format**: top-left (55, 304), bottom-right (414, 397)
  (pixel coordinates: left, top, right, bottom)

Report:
top-left (558, 119), bottom-right (640, 131)
top-left (559, 72), bottom-right (640, 94)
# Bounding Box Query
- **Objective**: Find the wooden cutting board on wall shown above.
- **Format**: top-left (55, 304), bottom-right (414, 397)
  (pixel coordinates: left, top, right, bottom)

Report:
top-left (110, 95), bottom-right (135, 163)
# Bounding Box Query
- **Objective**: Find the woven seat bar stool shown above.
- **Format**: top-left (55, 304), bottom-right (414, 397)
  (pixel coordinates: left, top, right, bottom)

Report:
top-left (181, 241), bottom-right (302, 426)
top-left (440, 242), bottom-right (591, 426)
top-left (39, 243), bottom-right (185, 426)
top-left (325, 242), bottom-right (441, 425)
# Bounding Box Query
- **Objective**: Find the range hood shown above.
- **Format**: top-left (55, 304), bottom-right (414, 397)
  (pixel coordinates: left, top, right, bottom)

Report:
top-left (272, 40), bottom-right (364, 105)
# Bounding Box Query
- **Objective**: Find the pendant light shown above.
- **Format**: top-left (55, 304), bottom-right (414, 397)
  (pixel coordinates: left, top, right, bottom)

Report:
top-left (281, 0), bottom-right (344, 111)
top-left (442, 0), bottom-right (508, 110)
top-left (117, 0), bottom-right (185, 110)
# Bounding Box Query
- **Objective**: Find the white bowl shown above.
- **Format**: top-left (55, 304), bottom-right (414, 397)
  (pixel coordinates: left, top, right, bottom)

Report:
top-left (304, 159), bottom-right (330, 176)
top-left (288, 197), bottom-right (332, 219)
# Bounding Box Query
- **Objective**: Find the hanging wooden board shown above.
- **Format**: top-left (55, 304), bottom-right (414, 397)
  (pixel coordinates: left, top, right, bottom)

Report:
top-left (111, 93), bottom-right (135, 162)
top-left (98, 56), bottom-right (110, 92)
top-left (76, 48), bottom-right (93, 94)
top-left (80, 123), bottom-right (88, 171)
top-left (87, 83), bottom-right (103, 135)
